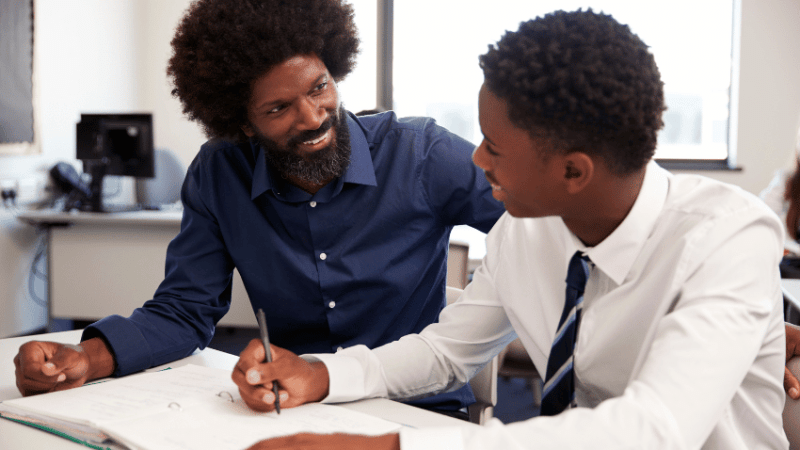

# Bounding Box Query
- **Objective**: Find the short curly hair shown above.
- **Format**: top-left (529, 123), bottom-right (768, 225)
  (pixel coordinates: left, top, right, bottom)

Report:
top-left (479, 9), bottom-right (665, 175)
top-left (167, 0), bottom-right (359, 141)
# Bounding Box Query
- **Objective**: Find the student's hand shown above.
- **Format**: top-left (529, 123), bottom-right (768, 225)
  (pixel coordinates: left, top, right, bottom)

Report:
top-left (233, 339), bottom-right (330, 412)
top-left (13, 338), bottom-right (114, 396)
top-left (786, 323), bottom-right (800, 400)
top-left (245, 433), bottom-right (400, 450)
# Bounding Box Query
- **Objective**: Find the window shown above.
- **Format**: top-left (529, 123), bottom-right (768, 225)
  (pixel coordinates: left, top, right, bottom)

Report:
top-left (0, 0), bottom-right (37, 154)
top-left (336, 0), bottom-right (378, 115)
top-left (343, 0), bottom-right (736, 168)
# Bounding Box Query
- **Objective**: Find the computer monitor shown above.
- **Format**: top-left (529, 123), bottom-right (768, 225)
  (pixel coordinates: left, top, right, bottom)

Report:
top-left (75, 113), bottom-right (154, 212)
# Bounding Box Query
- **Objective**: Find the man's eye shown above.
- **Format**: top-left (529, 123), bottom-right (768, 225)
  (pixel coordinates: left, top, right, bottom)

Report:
top-left (268, 104), bottom-right (287, 114)
top-left (315, 82), bottom-right (328, 92)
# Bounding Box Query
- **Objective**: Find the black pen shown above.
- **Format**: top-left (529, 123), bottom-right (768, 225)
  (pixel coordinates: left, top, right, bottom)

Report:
top-left (256, 308), bottom-right (281, 414)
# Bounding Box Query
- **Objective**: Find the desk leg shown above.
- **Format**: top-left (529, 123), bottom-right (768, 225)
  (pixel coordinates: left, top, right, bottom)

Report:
top-left (45, 225), bottom-right (55, 333)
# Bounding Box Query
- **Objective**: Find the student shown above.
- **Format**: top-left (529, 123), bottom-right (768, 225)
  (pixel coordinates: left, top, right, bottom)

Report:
top-left (241, 9), bottom-right (789, 449)
top-left (759, 123), bottom-right (800, 249)
top-left (12, 0), bottom-right (504, 417)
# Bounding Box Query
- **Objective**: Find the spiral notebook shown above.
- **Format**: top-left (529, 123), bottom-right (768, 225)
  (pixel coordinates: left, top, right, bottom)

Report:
top-left (0, 364), bottom-right (401, 450)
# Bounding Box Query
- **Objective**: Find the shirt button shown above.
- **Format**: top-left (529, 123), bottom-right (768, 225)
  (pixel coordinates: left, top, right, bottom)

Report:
top-left (310, 201), bottom-right (317, 207)
top-left (328, 301), bottom-right (336, 309)
top-left (336, 346), bottom-right (343, 352)
top-left (320, 252), bottom-right (327, 260)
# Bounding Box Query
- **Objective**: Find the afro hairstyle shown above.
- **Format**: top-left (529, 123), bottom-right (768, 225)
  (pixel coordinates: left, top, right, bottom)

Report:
top-left (479, 9), bottom-right (665, 176)
top-left (167, 0), bottom-right (359, 141)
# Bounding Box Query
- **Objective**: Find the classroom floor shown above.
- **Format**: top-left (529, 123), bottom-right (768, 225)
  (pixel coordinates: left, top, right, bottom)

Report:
top-left (207, 327), bottom-right (540, 424)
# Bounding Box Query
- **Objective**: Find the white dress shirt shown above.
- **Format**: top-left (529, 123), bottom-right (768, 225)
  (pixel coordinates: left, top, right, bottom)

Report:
top-left (311, 162), bottom-right (789, 450)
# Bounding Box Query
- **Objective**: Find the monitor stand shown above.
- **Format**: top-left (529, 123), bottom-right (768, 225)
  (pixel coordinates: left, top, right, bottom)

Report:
top-left (84, 160), bottom-right (107, 213)
top-left (80, 159), bottom-right (142, 213)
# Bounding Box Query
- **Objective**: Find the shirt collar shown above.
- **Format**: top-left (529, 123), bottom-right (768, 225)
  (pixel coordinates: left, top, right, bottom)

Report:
top-left (572, 160), bottom-right (670, 285)
top-left (250, 112), bottom-right (377, 200)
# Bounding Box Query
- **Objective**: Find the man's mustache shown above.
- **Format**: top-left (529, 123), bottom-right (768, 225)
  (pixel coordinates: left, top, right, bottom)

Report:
top-left (287, 113), bottom-right (337, 148)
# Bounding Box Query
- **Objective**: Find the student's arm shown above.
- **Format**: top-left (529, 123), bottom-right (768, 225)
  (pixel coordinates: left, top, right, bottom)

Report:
top-left (786, 322), bottom-right (800, 399)
top-left (232, 341), bottom-right (403, 449)
top-left (14, 337), bottom-right (115, 396)
top-left (231, 339), bottom-right (329, 411)
top-left (245, 433), bottom-right (400, 450)
top-left (233, 279), bottom-right (514, 450)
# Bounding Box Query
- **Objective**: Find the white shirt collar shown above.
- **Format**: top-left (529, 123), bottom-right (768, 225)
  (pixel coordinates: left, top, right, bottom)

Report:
top-left (570, 160), bottom-right (669, 285)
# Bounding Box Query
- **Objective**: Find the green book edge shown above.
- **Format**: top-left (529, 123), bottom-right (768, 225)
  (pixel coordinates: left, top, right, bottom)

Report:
top-left (2, 415), bottom-right (115, 450)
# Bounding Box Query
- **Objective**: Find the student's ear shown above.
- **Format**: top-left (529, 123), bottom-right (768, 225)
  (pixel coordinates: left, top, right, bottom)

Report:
top-left (562, 152), bottom-right (594, 194)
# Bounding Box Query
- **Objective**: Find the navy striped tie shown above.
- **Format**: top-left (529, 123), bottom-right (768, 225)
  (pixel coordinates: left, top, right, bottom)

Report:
top-left (540, 251), bottom-right (590, 416)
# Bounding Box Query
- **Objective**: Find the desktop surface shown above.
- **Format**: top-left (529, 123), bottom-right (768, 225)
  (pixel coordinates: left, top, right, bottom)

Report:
top-left (0, 330), bottom-right (473, 450)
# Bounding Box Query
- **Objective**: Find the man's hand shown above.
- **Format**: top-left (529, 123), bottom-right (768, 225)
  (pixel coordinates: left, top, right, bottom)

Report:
top-left (13, 337), bottom-right (115, 396)
top-left (787, 323), bottom-right (800, 400)
top-left (246, 432), bottom-right (400, 450)
top-left (232, 339), bottom-right (330, 412)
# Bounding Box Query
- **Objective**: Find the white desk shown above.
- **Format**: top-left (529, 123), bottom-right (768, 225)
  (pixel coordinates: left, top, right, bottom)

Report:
top-left (17, 210), bottom-right (256, 327)
top-left (0, 330), bottom-right (473, 449)
top-left (18, 210), bottom-right (484, 328)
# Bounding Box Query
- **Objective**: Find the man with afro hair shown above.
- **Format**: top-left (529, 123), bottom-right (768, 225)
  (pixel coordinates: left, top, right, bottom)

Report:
top-left (246, 9), bottom-right (789, 449)
top-left (12, 0), bottom-right (504, 419)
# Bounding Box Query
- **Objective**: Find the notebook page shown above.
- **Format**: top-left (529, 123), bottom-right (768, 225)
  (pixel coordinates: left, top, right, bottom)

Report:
top-left (107, 398), bottom-right (401, 450)
top-left (1, 365), bottom-right (236, 426)
top-left (3, 364), bottom-right (401, 450)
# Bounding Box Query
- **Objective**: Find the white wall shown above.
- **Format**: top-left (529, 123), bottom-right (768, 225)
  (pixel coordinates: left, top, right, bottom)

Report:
top-left (138, 0), bottom-right (207, 167)
top-left (673, 0), bottom-right (800, 194)
top-left (0, 0), bottom-right (205, 183)
top-left (0, 0), bottom-right (798, 336)
top-left (0, 0), bottom-right (205, 337)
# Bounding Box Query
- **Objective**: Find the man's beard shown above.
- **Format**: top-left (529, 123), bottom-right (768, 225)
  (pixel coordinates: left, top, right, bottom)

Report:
top-left (255, 106), bottom-right (351, 186)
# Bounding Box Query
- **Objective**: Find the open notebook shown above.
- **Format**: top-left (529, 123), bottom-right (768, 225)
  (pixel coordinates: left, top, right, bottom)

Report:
top-left (0, 364), bottom-right (400, 450)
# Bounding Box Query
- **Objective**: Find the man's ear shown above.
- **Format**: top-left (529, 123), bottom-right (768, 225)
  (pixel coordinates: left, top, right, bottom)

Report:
top-left (563, 152), bottom-right (594, 194)
top-left (241, 124), bottom-right (255, 138)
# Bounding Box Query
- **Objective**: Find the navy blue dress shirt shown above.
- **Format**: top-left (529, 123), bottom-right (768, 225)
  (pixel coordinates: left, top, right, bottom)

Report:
top-left (84, 111), bottom-right (505, 411)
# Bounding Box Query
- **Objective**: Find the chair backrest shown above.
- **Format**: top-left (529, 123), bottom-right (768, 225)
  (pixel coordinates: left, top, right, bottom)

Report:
top-left (785, 357), bottom-right (800, 449)
top-left (136, 148), bottom-right (186, 207)
top-left (445, 286), bottom-right (497, 425)
top-left (447, 241), bottom-right (470, 289)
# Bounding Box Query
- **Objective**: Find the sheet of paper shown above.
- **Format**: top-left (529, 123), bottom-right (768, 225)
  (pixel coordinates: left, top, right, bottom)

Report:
top-left (108, 399), bottom-right (401, 450)
top-left (3, 365), bottom-right (234, 426)
top-left (3, 365), bottom-right (401, 450)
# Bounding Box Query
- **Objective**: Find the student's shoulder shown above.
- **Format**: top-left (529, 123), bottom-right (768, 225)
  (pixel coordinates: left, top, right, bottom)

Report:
top-left (665, 174), bottom-right (781, 235)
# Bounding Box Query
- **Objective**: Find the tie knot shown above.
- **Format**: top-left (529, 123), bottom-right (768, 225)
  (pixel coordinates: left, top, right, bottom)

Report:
top-left (565, 251), bottom-right (590, 291)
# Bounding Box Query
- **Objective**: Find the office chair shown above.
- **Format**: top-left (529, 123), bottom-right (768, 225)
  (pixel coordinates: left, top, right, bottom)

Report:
top-left (447, 240), bottom-right (470, 289)
top-left (445, 286), bottom-right (498, 425)
top-left (136, 148), bottom-right (186, 207)
top-left (498, 338), bottom-right (542, 407)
